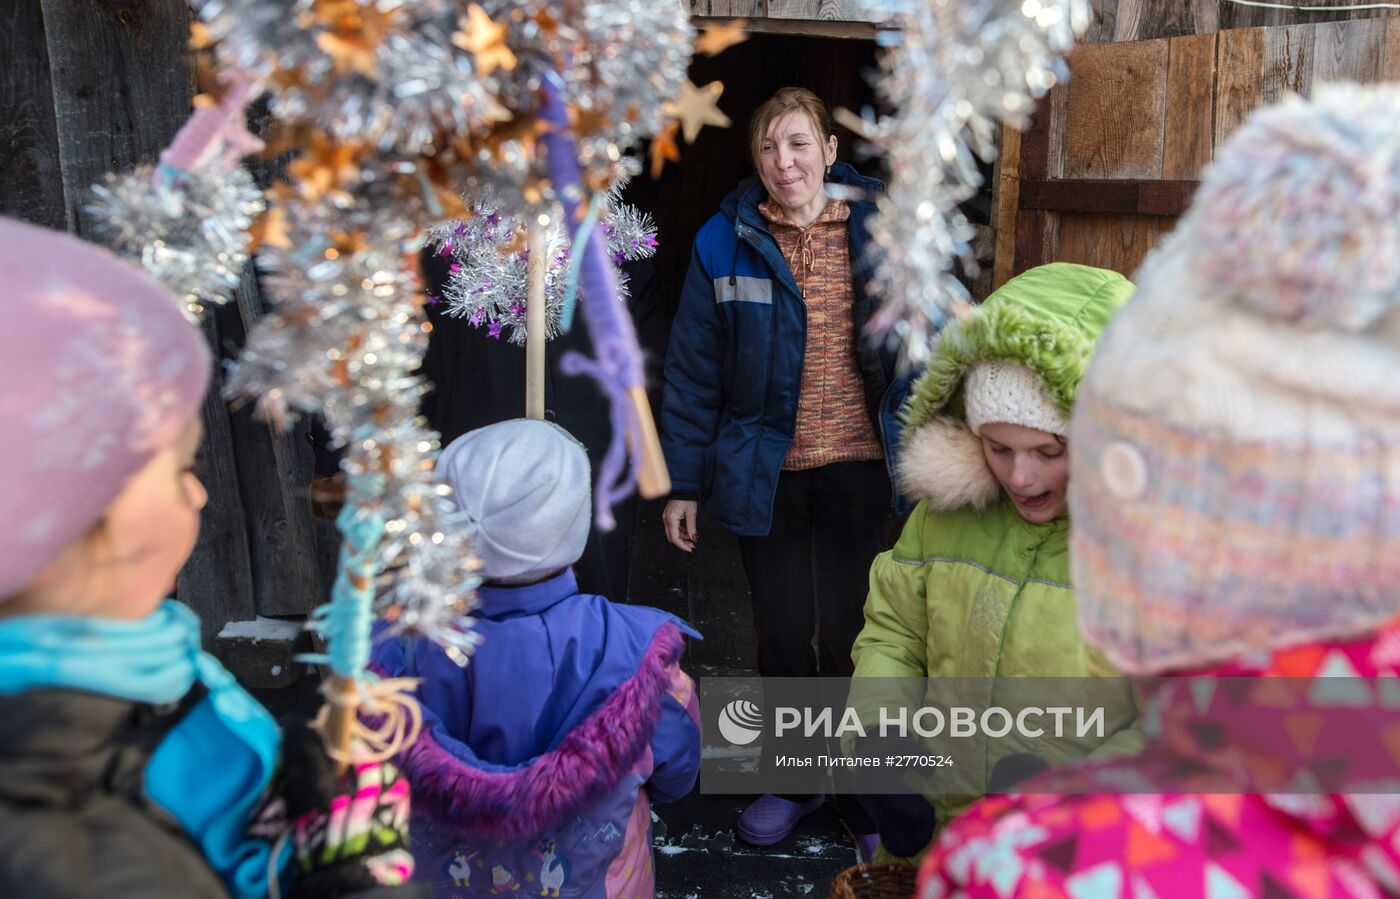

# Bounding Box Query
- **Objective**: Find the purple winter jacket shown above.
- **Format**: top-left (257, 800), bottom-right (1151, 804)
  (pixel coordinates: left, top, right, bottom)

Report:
top-left (371, 570), bottom-right (702, 899)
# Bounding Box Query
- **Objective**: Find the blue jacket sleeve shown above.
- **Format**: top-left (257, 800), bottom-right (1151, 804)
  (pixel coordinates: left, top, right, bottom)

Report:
top-left (659, 236), bottom-right (728, 493)
top-left (646, 671), bottom-right (702, 804)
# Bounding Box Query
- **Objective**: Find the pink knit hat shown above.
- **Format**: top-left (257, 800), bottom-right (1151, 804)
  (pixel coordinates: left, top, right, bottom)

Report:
top-left (0, 217), bottom-right (212, 599)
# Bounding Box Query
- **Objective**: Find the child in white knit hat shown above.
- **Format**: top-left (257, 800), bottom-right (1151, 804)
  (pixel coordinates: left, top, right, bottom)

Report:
top-left (848, 262), bottom-right (1140, 865)
top-left (371, 419), bottom-right (703, 899)
top-left (0, 217), bottom-right (422, 899)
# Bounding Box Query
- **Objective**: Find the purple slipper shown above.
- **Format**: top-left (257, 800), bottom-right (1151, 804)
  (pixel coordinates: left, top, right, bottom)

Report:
top-left (736, 794), bottom-right (826, 846)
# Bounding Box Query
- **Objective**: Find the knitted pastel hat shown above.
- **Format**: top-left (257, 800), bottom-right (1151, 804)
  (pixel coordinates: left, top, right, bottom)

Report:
top-left (896, 263), bottom-right (1133, 511)
top-left (437, 419), bottom-right (592, 585)
top-left (0, 217), bottom-right (212, 599)
top-left (1071, 84), bottom-right (1400, 675)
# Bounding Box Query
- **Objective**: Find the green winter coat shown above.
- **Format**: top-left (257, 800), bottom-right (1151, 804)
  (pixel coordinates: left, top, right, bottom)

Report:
top-left (849, 263), bottom-right (1141, 862)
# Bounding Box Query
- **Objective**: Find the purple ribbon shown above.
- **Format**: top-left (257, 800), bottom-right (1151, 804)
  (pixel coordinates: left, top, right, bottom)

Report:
top-left (539, 73), bottom-right (647, 532)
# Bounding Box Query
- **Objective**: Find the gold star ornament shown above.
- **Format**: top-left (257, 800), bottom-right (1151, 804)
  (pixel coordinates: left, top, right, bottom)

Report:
top-left (665, 80), bottom-right (732, 144)
top-left (453, 4), bottom-right (517, 77)
top-left (695, 20), bottom-right (748, 57)
top-left (648, 120), bottom-right (681, 179)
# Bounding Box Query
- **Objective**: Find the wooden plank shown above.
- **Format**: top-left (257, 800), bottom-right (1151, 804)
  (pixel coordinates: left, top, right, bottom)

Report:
top-left (1219, 2), bottom-right (1294, 31)
top-left (1046, 80), bottom-right (1070, 179)
top-left (1013, 95), bottom-right (1053, 275)
top-left (766, 0), bottom-right (881, 22)
top-left (991, 124), bottom-right (1022, 291)
top-left (38, 0), bottom-right (195, 237)
top-left (1262, 24), bottom-right (1315, 105)
top-left (726, 0), bottom-right (766, 13)
top-left (1387, 16), bottom-right (1400, 81)
top-left (179, 315), bottom-right (259, 643)
top-left (1013, 210), bottom-right (1053, 276)
top-left (38, 0), bottom-right (263, 638)
top-left (1162, 33), bottom-right (1216, 180)
top-left (1215, 25), bottom-right (1266, 148)
top-left (1221, 2), bottom-right (1397, 32)
top-left (1112, 0), bottom-right (1200, 42)
top-left (1021, 179), bottom-right (1140, 214)
top-left (0, 0), bottom-right (68, 230)
top-left (1019, 179), bottom-right (1199, 215)
top-left (692, 13), bottom-right (877, 39)
top-left (1139, 180), bottom-right (1198, 215)
top-left (1190, 0), bottom-right (1220, 37)
top-left (1313, 18), bottom-right (1386, 86)
top-left (226, 273), bottom-right (326, 618)
top-left (1019, 95), bottom-right (1052, 181)
top-left (1084, 0), bottom-right (1119, 44)
top-left (1062, 39), bottom-right (1169, 179)
top-left (1057, 212), bottom-right (1172, 278)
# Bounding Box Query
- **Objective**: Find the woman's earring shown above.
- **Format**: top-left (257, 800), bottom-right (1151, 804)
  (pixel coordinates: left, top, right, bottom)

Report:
top-left (825, 165), bottom-right (831, 177)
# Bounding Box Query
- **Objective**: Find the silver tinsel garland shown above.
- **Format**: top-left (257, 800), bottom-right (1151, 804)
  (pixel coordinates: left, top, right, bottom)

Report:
top-left (863, 0), bottom-right (1089, 366)
top-left (194, 0), bottom-right (693, 213)
top-left (425, 196), bottom-right (657, 345)
top-left (202, 0), bottom-right (696, 658)
top-left (227, 198), bottom-right (482, 660)
top-left (86, 164), bottom-right (264, 320)
top-left (193, 0), bottom-right (504, 152)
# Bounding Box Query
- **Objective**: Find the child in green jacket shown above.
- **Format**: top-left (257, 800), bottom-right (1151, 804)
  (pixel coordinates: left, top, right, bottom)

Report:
top-left (849, 263), bottom-right (1141, 864)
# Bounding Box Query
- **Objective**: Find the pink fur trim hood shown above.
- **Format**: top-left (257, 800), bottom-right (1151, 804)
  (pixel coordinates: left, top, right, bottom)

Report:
top-left (370, 623), bottom-right (686, 839)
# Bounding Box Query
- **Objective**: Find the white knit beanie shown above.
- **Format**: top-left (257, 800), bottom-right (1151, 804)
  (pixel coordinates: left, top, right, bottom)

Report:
top-left (963, 362), bottom-right (1069, 437)
top-left (437, 419), bottom-right (591, 585)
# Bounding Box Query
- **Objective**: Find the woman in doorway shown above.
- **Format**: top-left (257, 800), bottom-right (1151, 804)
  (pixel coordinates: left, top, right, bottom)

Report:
top-left (658, 86), bottom-right (911, 860)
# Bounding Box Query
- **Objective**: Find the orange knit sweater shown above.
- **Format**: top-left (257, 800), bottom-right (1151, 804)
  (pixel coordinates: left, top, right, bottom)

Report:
top-left (760, 199), bottom-right (883, 471)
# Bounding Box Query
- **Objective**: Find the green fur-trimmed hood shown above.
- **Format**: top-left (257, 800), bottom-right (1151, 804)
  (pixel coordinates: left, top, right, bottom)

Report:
top-left (901, 263), bottom-right (1135, 433)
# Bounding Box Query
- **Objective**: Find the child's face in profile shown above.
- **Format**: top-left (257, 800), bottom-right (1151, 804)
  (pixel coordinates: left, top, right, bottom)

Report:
top-left (979, 422), bottom-right (1069, 524)
top-left (97, 415), bottom-right (208, 618)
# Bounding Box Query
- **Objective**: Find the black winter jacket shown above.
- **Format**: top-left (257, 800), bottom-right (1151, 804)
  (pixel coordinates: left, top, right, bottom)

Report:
top-left (0, 688), bottom-right (424, 899)
top-left (0, 688), bottom-right (231, 898)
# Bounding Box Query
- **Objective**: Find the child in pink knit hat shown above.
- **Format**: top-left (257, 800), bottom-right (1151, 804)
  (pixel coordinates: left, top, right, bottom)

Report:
top-left (0, 216), bottom-right (425, 899)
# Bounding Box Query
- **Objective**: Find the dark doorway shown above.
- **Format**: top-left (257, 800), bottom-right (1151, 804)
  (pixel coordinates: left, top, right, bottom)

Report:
top-left (624, 30), bottom-right (884, 321)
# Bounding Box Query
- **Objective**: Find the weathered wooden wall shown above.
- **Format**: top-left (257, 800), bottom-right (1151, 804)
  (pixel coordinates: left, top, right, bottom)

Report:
top-left (692, 0), bottom-right (1400, 32)
top-left (996, 13), bottom-right (1400, 286)
top-left (1088, 0), bottom-right (1398, 43)
top-left (690, 0), bottom-right (880, 21)
top-left (0, 1), bottom-right (325, 641)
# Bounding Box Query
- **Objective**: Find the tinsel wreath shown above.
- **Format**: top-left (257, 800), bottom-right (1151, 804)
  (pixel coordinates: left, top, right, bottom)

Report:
top-left (425, 195), bottom-right (658, 345)
top-left (861, 0), bottom-right (1089, 366)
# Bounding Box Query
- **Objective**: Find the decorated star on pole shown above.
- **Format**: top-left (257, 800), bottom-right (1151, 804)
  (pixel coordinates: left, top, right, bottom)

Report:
top-left (695, 20), bottom-right (749, 57)
top-left (453, 4), bottom-right (517, 77)
top-left (665, 79), bottom-right (732, 144)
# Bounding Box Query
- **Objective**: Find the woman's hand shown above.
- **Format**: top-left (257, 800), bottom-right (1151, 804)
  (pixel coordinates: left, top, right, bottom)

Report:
top-left (663, 500), bottom-right (699, 553)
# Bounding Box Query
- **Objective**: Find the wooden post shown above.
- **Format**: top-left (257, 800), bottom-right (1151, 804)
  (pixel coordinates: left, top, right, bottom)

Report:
top-left (525, 225), bottom-right (547, 420)
top-left (628, 386), bottom-right (672, 498)
top-left (324, 674), bottom-right (359, 772)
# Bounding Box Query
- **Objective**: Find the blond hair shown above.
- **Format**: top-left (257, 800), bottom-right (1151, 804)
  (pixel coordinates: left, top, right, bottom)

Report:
top-left (747, 87), bottom-right (834, 169)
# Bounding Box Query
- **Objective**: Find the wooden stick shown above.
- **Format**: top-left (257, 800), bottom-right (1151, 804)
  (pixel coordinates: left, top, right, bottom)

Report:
top-left (626, 385), bottom-right (671, 499)
top-left (323, 673), bottom-right (360, 773)
top-left (525, 226), bottom-right (547, 420)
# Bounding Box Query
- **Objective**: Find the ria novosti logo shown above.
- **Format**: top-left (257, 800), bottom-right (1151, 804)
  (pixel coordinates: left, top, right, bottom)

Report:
top-left (717, 699), bottom-right (763, 746)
